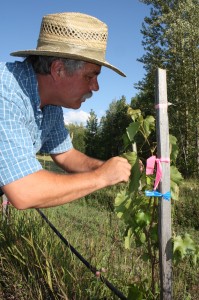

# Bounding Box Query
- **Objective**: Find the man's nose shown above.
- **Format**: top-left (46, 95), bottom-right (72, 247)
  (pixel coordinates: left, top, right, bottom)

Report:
top-left (90, 78), bottom-right (99, 92)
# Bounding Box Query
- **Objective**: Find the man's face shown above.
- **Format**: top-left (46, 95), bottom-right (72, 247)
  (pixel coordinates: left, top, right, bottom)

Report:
top-left (55, 62), bottom-right (101, 109)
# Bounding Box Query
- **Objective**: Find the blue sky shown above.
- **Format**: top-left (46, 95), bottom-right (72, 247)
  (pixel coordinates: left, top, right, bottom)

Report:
top-left (0, 0), bottom-right (150, 124)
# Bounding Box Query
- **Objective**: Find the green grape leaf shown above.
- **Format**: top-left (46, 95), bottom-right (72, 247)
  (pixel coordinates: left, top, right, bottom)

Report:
top-left (125, 227), bottom-right (133, 249)
top-left (169, 134), bottom-right (179, 163)
top-left (122, 151), bottom-right (137, 167)
top-left (122, 132), bottom-right (131, 149)
top-left (192, 246), bottom-right (199, 265)
top-left (127, 108), bottom-right (142, 121)
top-left (130, 161), bottom-right (142, 193)
top-left (170, 166), bottom-right (183, 200)
top-left (128, 284), bottom-right (144, 300)
top-left (122, 152), bottom-right (142, 193)
top-left (139, 232), bottom-right (146, 244)
top-left (173, 235), bottom-right (187, 257)
top-left (182, 234), bottom-right (196, 251)
top-left (173, 234), bottom-right (196, 259)
top-left (170, 181), bottom-right (180, 201)
top-left (126, 122), bottom-right (140, 142)
top-left (115, 190), bottom-right (132, 219)
top-left (135, 211), bottom-right (151, 226)
top-left (141, 253), bottom-right (151, 262)
top-left (170, 165), bottom-right (183, 185)
top-left (142, 115), bottom-right (155, 138)
top-left (151, 225), bottom-right (158, 244)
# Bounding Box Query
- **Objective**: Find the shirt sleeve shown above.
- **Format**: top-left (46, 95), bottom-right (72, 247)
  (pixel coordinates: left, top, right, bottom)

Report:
top-left (0, 98), bottom-right (42, 186)
top-left (40, 107), bottom-right (73, 154)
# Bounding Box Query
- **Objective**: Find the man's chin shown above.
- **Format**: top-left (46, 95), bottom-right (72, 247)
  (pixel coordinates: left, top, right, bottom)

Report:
top-left (73, 102), bottom-right (82, 109)
top-left (65, 98), bottom-right (86, 109)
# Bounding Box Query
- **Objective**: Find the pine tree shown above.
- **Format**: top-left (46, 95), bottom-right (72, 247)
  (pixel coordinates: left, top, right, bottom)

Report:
top-left (135, 0), bottom-right (199, 176)
top-left (99, 96), bottom-right (131, 160)
top-left (84, 109), bottom-right (99, 158)
top-left (66, 123), bottom-right (86, 153)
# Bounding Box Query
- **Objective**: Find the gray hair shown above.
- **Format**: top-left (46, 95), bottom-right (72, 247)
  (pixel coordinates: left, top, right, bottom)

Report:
top-left (26, 56), bottom-right (86, 75)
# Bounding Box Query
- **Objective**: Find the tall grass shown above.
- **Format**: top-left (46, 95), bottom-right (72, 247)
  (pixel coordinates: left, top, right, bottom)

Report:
top-left (0, 202), bottom-right (136, 299)
top-left (0, 157), bottom-right (198, 299)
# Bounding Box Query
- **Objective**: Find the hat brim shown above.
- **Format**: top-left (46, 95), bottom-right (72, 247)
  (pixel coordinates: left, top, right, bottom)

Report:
top-left (10, 50), bottom-right (126, 77)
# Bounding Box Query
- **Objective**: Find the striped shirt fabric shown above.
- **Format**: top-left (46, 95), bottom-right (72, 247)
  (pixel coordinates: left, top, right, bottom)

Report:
top-left (0, 60), bottom-right (73, 186)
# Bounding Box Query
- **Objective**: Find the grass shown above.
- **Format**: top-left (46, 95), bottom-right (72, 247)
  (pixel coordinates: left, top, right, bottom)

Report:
top-left (0, 156), bottom-right (198, 299)
top-left (172, 179), bottom-right (199, 300)
top-left (173, 179), bottom-right (199, 231)
top-left (0, 201), bottom-right (134, 299)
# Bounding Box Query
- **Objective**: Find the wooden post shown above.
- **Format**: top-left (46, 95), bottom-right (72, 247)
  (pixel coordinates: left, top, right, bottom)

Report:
top-left (155, 68), bottom-right (172, 299)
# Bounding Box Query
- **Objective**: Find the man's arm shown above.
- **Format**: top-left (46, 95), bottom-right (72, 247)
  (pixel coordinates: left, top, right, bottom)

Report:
top-left (2, 156), bottom-right (131, 210)
top-left (51, 148), bottom-right (104, 173)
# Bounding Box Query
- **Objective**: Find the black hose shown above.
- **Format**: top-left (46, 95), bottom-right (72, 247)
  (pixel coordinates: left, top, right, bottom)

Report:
top-left (36, 208), bottom-right (127, 300)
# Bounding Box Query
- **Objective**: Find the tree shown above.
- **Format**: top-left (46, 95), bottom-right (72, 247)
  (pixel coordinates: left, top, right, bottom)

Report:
top-left (66, 123), bottom-right (86, 153)
top-left (99, 96), bottom-right (131, 160)
top-left (84, 109), bottom-right (100, 158)
top-left (162, 0), bottom-right (199, 176)
top-left (135, 0), bottom-right (199, 176)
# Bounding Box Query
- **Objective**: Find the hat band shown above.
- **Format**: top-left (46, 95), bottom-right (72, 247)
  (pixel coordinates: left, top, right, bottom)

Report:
top-left (37, 39), bottom-right (106, 62)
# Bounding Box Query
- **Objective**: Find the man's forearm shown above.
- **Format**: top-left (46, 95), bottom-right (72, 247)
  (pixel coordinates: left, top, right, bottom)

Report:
top-left (2, 169), bottom-right (105, 209)
top-left (2, 156), bottom-right (131, 210)
top-left (51, 148), bottom-right (104, 173)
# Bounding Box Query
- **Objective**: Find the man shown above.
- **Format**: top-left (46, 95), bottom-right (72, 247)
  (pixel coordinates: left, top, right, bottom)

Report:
top-left (0, 12), bottom-right (131, 209)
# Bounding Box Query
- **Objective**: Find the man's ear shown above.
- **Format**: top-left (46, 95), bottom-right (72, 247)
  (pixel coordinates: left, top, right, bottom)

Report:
top-left (50, 60), bottom-right (65, 80)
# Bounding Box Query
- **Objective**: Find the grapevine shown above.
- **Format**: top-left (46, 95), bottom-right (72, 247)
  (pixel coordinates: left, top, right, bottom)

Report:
top-left (115, 108), bottom-right (199, 299)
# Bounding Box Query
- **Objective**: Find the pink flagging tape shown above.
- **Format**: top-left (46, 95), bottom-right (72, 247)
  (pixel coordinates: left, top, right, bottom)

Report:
top-left (146, 156), bottom-right (170, 190)
top-left (155, 102), bottom-right (172, 109)
top-left (2, 201), bottom-right (10, 205)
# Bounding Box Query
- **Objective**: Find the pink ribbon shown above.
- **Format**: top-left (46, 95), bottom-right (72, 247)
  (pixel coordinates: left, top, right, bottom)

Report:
top-left (155, 103), bottom-right (172, 109)
top-left (146, 156), bottom-right (170, 190)
top-left (2, 201), bottom-right (10, 206)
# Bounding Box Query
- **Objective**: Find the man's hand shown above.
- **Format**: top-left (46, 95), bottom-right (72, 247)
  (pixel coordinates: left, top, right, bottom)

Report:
top-left (95, 156), bottom-right (131, 186)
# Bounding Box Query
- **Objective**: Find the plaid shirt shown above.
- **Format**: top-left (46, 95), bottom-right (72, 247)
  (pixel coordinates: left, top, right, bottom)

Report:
top-left (0, 60), bottom-right (73, 186)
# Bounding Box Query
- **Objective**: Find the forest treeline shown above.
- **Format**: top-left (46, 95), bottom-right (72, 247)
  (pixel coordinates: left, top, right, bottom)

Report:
top-left (67, 0), bottom-right (199, 178)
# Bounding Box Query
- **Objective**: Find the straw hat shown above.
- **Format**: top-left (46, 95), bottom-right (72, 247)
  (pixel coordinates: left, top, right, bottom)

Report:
top-left (10, 12), bottom-right (125, 77)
